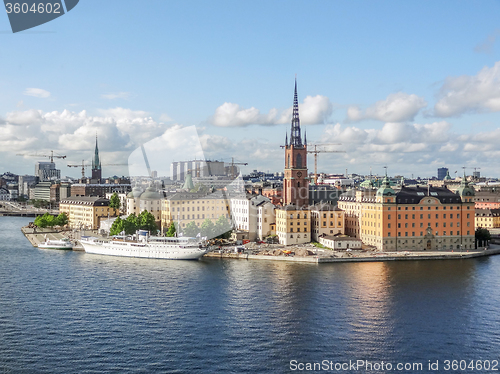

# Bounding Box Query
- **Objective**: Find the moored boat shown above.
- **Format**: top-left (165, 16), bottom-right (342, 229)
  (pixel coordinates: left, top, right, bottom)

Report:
top-left (79, 230), bottom-right (209, 260)
top-left (38, 238), bottom-right (74, 250)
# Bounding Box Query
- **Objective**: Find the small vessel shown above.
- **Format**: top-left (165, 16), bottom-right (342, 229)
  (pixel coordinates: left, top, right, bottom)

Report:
top-left (38, 237), bottom-right (74, 250)
top-left (79, 230), bottom-right (209, 260)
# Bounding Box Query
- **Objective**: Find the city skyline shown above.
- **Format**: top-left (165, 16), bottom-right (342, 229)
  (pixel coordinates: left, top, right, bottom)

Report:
top-left (2, 1), bottom-right (500, 178)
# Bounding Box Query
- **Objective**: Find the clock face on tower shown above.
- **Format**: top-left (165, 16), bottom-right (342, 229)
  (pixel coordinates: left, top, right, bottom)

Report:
top-left (297, 171), bottom-right (302, 177)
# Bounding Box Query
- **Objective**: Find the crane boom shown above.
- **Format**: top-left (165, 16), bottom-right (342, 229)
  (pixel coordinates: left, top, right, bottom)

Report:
top-left (17, 150), bottom-right (66, 163)
top-left (306, 144), bottom-right (345, 184)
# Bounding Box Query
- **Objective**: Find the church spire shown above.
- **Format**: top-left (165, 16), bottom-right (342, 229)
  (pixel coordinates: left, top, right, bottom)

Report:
top-left (92, 134), bottom-right (101, 170)
top-left (285, 132), bottom-right (288, 146)
top-left (290, 77), bottom-right (303, 147)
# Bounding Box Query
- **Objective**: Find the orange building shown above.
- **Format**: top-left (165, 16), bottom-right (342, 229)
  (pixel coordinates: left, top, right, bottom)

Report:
top-left (338, 176), bottom-right (476, 251)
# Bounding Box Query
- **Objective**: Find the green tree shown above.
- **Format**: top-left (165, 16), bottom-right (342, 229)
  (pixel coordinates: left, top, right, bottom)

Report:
top-left (123, 213), bottom-right (139, 235)
top-left (165, 222), bottom-right (176, 237)
top-left (110, 217), bottom-right (124, 236)
top-left (183, 221), bottom-right (199, 237)
top-left (55, 212), bottom-right (69, 226)
top-left (34, 213), bottom-right (48, 228)
top-left (200, 218), bottom-right (216, 239)
top-left (214, 215), bottom-right (233, 239)
top-left (138, 210), bottom-right (158, 234)
top-left (34, 212), bottom-right (57, 228)
top-left (109, 193), bottom-right (120, 215)
top-left (475, 227), bottom-right (491, 248)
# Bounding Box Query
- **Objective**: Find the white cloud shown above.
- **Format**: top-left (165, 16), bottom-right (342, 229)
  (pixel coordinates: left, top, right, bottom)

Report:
top-left (1, 108), bottom-right (169, 163)
top-left (347, 92), bottom-right (427, 123)
top-left (434, 61), bottom-right (500, 117)
top-left (24, 88), bottom-right (51, 98)
top-left (210, 95), bottom-right (333, 127)
top-left (318, 120), bottom-right (489, 175)
top-left (101, 92), bottom-right (131, 100)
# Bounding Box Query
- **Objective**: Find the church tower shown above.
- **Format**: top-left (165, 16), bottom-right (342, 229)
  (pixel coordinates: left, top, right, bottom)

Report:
top-left (91, 134), bottom-right (102, 183)
top-left (283, 78), bottom-right (309, 207)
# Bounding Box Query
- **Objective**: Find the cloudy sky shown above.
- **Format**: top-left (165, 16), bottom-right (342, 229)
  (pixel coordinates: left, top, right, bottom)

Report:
top-left (2, 1), bottom-right (500, 179)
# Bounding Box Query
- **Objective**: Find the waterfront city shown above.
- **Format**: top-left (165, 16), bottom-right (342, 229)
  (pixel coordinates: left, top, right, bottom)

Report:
top-left (2, 1), bottom-right (500, 373)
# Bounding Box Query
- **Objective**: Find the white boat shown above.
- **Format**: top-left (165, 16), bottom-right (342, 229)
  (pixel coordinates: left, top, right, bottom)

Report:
top-left (38, 238), bottom-right (73, 250)
top-left (79, 231), bottom-right (209, 260)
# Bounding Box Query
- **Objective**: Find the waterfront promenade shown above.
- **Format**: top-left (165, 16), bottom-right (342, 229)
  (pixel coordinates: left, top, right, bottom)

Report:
top-left (205, 246), bottom-right (500, 263)
top-left (21, 225), bottom-right (500, 263)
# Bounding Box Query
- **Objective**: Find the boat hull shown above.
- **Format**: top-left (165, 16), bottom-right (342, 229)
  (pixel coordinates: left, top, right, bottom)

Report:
top-left (38, 239), bottom-right (73, 250)
top-left (80, 240), bottom-right (207, 260)
top-left (37, 244), bottom-right (73, 250)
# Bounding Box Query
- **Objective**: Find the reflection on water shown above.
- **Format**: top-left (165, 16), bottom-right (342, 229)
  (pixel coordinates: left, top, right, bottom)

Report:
top-left (1, 217), bottom-right (500, 373)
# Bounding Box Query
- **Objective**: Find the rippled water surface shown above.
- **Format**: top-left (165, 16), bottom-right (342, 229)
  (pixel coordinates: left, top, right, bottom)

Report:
top-left (1, 217), bottom-right (500, 373)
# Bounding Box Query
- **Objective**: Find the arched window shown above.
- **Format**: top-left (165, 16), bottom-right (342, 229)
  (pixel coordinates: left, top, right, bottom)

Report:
top-left (296, 154), bottom-right (302, 169)
top-left (287, 155), bottom-right (290, 168)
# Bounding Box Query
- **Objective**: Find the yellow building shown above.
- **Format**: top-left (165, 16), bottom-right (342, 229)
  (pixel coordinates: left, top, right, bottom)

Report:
top-left (59, 196), bottom-right (115, 230)
top-left (160, 191), bottom-right (231, 234)
top-left (475, 209), bottom-right (500, 229)
top-left (310, 203), bottom-right (344, 241)
top-left (275, 205), bottom-right (311, 245)
top-left (126, 186), bottom-right (163, 227)
top-left (338, 176), bottom-right (476, 251)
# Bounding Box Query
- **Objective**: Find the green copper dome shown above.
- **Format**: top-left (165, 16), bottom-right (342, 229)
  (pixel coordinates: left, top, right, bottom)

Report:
top-left (140, 186), bottom-right (163, 200)
top-left (444, 170), bottom-right (452, 180)
top-left (127, 186), bottom-right (143, 198)
top-left (456, 172), bottom-right (475, 197)
top-left (182, 173), bottom-right (195, 191)
top-left (376, 176), bottom-right (395, 197)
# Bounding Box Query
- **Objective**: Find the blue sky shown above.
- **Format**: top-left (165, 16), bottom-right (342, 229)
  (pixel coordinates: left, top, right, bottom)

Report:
top-left (2, 1), bottom-right (500, 179)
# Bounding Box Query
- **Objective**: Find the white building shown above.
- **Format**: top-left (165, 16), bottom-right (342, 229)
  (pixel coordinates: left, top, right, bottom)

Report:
top-left (126, 186), bottom-right (162, 225)
top-left (257, 201), bottom-right (275, 240)
top-left (318, 235), bottom-right (362, 250)
top-left (230, 194), bottom-right (275, 241)
top-left (0, 188), bottom-right (10, 201)
top-left (105, 192), bottom-right (128, 214)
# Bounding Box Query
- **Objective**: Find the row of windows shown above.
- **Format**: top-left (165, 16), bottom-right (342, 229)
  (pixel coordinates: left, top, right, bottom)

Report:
top-left (392, 221), bottom-right (464, 228)
top-left (170, 200), bottom-right (225, 205)
top-left (394, 213), bottom-right (465, 219)
top-left (388, 230), bottom-right (471, 237)
top-left (176, 213), bottom-right (228, 220)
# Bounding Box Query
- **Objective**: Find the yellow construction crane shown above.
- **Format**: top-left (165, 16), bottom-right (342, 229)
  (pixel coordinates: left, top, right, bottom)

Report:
top-left (67, 160), bottom-right (127, 178)
top-left (17, 150), bottom-right (66, 163)
top-left (307, 144), bottom-right (345, 184)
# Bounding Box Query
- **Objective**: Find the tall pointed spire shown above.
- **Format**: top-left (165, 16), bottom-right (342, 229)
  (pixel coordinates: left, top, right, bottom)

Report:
top-left (290, 77), bottom-right (303, 147)
top-left (92, 134), bottom-right (101, 170)
top-left (91, 133), bottom-right (102, 182)
top-left (285, 132), bottom-right (288, 146)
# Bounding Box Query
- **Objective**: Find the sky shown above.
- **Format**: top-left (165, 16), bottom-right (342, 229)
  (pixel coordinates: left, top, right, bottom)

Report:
top-left (2, 1), bottom-right (500, 179)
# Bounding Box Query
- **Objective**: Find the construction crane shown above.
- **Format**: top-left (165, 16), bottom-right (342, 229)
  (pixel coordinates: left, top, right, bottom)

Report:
top-left (307, 144), bottom-right (345, 184)
top-left (17, 150), bottom-right (66, 163)
top-left (67, 160), bottom-right (127, 178)
top-left (230, 157), bottom-right (248, 178)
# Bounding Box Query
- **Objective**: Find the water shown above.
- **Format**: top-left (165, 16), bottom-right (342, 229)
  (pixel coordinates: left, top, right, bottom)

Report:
top-left (1, 217), bottom-right (500, 373)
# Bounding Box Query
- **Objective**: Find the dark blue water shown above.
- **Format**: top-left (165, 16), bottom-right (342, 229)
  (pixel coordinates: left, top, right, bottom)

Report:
top-left (1, 217), bottom-right (500, 373)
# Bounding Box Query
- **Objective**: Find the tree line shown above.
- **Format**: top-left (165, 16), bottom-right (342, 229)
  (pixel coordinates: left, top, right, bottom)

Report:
top-left (110, 210), bottom-right (158, 236)
top-left (34, 212), bottom-right (69, 228)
